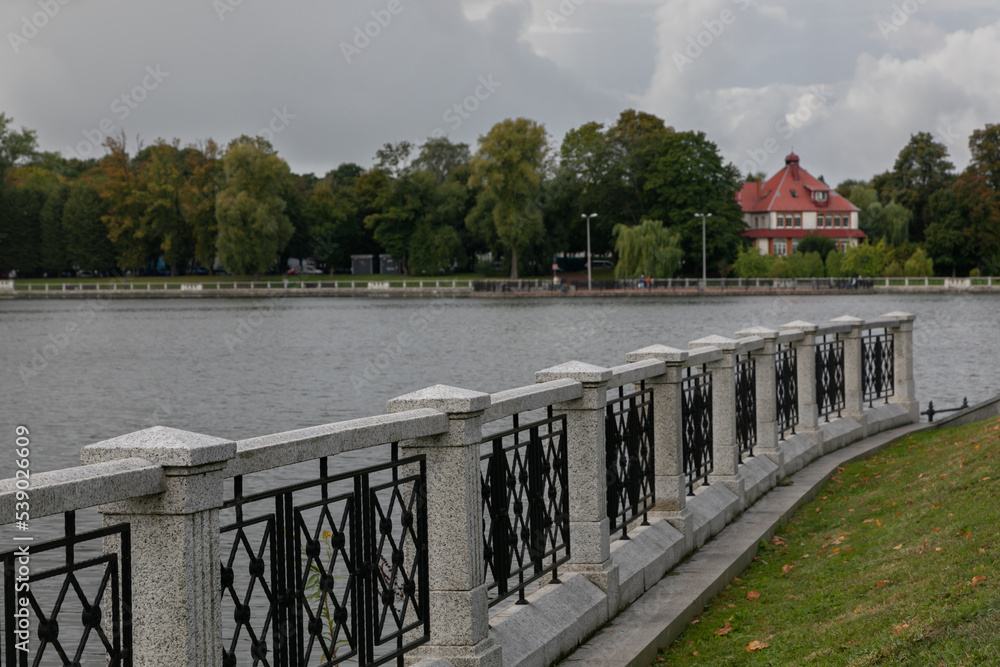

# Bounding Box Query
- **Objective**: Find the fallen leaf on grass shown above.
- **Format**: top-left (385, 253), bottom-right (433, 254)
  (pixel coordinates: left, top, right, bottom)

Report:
top-left (876, 519), bottom-right (883, 527)
top-left (746, 640), bottom-right (770, 652)
top-left (971, 575), bottom-right (987, 588)
top-left (747, 590), bottom-right (761, 600)
top-left (782, 564), bottom-right (795, 576)
top-left (893, 544), bottom-right (903, 550)
top-left (714, 621), bottom-right (734, 636)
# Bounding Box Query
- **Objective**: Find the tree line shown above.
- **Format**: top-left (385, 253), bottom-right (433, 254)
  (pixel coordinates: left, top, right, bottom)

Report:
top-left (0, 112), bottom-right (997, 280)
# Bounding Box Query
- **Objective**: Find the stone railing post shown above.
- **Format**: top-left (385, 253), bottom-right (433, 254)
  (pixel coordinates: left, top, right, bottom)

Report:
top-left (882, 311), bottom-right (919, 422)
top-left (386, 385), bottom-right (501, 667)
top-left (81, 426), bottom-right (236, 667)
top-left (780, 320), bottom-right (820, 439)
top-left (733, 327), bottom-right (783, 476)
top-left (624, 346), bottom-right (690, 537)
top-left (829, 315), bottom-right (866, 432)
top-left (689, 336), bottom-right (745, 507)
top-left (534, 361), bottom-right (620, 612)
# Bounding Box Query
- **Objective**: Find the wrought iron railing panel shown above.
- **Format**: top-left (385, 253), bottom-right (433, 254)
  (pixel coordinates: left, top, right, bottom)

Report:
top-left (480, 410), bottom-right (570, 607)
top-left (220, 449), bottom-right (429, 667)
top-left (2, 511), bottom-right (132, 667)
top-left (775, 344), bottom-right (798, 439)
top-left (604, 383), bottom-right (655, 539)
top-left (735, 354), bottom-right (757, 462)
top-left (862, 330), bottom-right (895, 406)
top-left (815, 336), bottom-right (846, 421)
top-left (682, 365), bottom-right (713, 495)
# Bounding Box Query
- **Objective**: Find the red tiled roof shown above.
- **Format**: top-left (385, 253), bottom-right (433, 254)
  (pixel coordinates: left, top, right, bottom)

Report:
top-left (739, 154), bottom-right (859, 214)
top-left (742, 229), bottom-right (867, 239)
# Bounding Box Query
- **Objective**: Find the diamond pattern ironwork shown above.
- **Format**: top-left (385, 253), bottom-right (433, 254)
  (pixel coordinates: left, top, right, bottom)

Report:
top-left (775, 344), bottom-right (798, 439)
top-left (735, 355), bottom-right (757, 462)
top-left (480, 410), bottom-right (569, 608)
top-left (862, 331), bottom-right (895, 407)
top-left (605, 383), bottom-right (655, 539)
top-left (682, 366), bottom-right (714, 495)
top-left (816, 337), bottom-right (846, 421)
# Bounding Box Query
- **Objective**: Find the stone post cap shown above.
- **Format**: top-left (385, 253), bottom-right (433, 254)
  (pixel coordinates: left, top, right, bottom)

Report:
top-left (387, 384), bottom-right (490, 415)
top-left (689, 335), bottom-right (738, 352)
top-left (625, 344), bottom-right (687, 364)
top-left (881, 311), bottom-right (916, 322)
top-left (734, 326), bottom-right (778, 340)
top-left (535, 360), bottom-right (612, 384)
top-left (81, 426), bottom-right (236, 468)
top-left (779, 320), bottom-right (819, 334)
top-left (829, 315), bottom-right (864, 326)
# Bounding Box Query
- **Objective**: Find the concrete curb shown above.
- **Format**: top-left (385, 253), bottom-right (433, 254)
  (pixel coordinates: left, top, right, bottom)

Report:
top-left (562, 419), bottom-right (938, 666)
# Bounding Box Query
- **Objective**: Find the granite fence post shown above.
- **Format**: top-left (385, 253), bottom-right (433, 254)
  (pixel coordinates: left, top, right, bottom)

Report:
top-left (830, 315), bottom-right (866, 437)
top-left (80, 426), bottom-right (236, 667)
top-left (780, 320), bottom-right (821, 449)
top-left (534, 361), bottom-right (620, 614)
top-left (386, 385), bottom-right (502, 667)
top-left (624, 346), bottom-right (692, 539)
top-left (733, 327), bottom-right (783, 476)
top-left (689, 336), bottom-right (745, 508)
top-left (882, 311), bottom-right (919, 423)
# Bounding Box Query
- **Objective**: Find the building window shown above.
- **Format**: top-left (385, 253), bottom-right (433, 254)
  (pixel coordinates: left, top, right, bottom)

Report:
top-left (826, 214), bottom-right (833, 228)
top-left (777, 214), bottom-right (784, 228)
top-left (791, 239), bottom-right (800, 253)
top-left (794, 214), bottom-right (802, 228)
top-left (775, 239), bottom-right (788, 256)
top-left (834, 215), bottom-right (841, 228)
top-left (813, 191), bottom-right (827, 203)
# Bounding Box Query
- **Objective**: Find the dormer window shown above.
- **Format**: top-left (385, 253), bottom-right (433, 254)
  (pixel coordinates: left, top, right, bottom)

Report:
top-left (813, 190), bottom-right (827, 203)
top-left (790, 189), bottom-right (798, 198)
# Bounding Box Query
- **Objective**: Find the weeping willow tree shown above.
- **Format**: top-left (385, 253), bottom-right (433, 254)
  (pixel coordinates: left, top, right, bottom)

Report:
top-left (612, 218), bottom-right (683, 278)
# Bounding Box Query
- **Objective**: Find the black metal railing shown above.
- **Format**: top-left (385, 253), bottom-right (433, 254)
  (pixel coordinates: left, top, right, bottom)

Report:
top-left (682, 365), bottom-right (713, 495)
top-left (862, 330), bottom-right (895, 407)
top-left (2, 512), bottom-right (132, 667)
top-left (220, 448), bottom-right (429, 667)
top-left (922, 398), bottom-right (969, 422)
top-left (815, 334), bottom-right (845, 421)
top-left (775, 343), bottom-right (798, 440)
top-left (480, 409), bottom-right (570, 607)
top-left (735, 354), bottom-right (757, 462)
top-left (605, 383), bottom-right (655, 539)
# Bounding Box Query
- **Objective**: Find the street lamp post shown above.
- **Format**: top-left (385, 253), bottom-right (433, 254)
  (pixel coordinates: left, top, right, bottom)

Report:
top-left (582, 213), bottom-right (597, 291)
top-left (695, 212), bottom-right (712, 291)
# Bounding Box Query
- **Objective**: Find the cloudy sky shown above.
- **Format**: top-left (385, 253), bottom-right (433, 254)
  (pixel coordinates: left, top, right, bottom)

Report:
top-left (3, 0), bottom-right (999, 186)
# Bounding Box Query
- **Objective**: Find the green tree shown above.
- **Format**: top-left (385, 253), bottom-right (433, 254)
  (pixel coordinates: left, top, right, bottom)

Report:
top-left (732, 246), bottom-right (773, 278)
top-left (796, 233), bottom-right (837, 260)
top-left (612, 218), bottom-right (682, 279)
top-left (849, 185), bottom-right (912, 246)
top-left (888, 132), bottom-right (954, 242)
top-left (825, 250), bottom-right (844, 277)
top-left (99, 134), bottom-right (155, 275)
top-left (0, 113), bottom-right (38, 178)
top-left (468, 118), bottom-right (549, 279)
top-left (969, 123), bottom-right (1000, 190)
top-left (903, 247), bottom-right (933, 276)
top-left (180, 139), bottom-right (224, 272)
top-left (643, 131), bottom-right (745, 275)
top-left (842, 240), bottom-right (889, 276)
top-left (63, 184), bottom-right (115, 272)
top-left (135, 141), bottom-right (191, 275)
top-left (215, 136), bottom-right (294, 278)
top-left (40, 185), bottom-right (71, 273)
top-left (926, 171), bottom-right (1000, 276)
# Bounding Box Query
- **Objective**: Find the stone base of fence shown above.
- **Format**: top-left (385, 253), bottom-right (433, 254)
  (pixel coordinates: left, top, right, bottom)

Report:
top-left (478, 398), bottom-right (915, 667)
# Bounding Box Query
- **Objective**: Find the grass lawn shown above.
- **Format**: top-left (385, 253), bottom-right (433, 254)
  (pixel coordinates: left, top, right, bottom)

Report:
top-left (654, 416), bottom-right (1000, 666)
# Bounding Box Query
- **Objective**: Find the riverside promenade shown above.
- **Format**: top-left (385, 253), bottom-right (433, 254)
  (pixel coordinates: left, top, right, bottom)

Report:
top-left (2, 275), bottom-right (999, 299)
top-left (0, 310), bottom-right (993, 666)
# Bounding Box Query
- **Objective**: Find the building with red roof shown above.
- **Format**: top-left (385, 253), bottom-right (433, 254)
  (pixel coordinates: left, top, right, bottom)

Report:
top-left (737, 153), bottom-right (864, 256)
